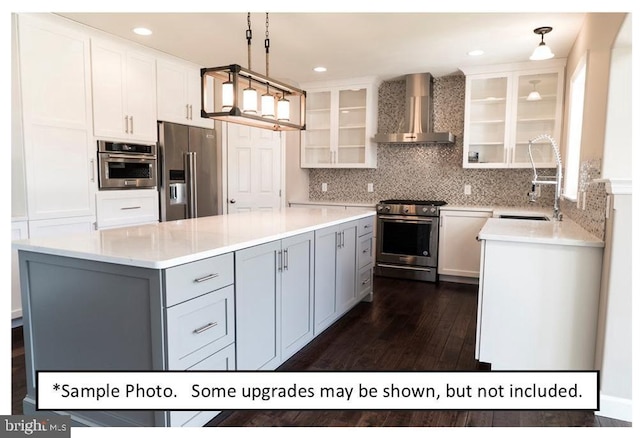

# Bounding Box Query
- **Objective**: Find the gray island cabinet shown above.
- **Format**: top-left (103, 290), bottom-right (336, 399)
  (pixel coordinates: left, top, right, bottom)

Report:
top-left (15, 207), bottom-right (375, 427)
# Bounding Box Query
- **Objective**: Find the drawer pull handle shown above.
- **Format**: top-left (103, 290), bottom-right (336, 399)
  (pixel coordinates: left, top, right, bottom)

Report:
top-left (194, 273), bottom-right (219, 283)
top-left (361, 278), bottom-right (371, 285)
top-left (193, 321), bottom-right (218, 334)
top-left (362, 249), bottom-right (368, 254)
top-left (120, 206), bottom-right (142, 210)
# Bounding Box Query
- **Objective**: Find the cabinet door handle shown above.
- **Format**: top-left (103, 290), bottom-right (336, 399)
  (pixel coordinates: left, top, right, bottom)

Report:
top-left (283, 249), bottom-right (289, 270)
top-left (362, 248), bottom-right (368, 254)
top-left (129, 116), bottom-right (134, 134)
top-left (186, 104), bottom-right (190, 120)
top-left (361, 277), bottom-right (371, 286)
top-left (120, 206), bottom-right (142, 210)
top-left (189, 104), bottom-right (193, 120)
top-left (277, 250), bottom-right (283, 272)
top-left (89, 158), bottom-right (95, 182)
top-left (193, 321), bottom-right (218, 334)
top-left (193, 273), bottom-right (219, 283)
top-left (124, 115), bottom-right (129, 133)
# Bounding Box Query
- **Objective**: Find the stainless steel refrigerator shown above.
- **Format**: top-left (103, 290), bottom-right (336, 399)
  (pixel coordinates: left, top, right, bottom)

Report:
top-left (158, 121), bottom-right (219, 221)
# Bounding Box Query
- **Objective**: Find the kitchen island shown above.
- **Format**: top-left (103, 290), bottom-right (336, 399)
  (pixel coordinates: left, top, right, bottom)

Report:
top-left (476, 217), bottom-right (604, 370)
top-left (14, 207), bottom-right (376, 427)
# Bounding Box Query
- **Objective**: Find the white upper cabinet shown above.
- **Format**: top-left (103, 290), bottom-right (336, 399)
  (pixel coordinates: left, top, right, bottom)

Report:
top-left (91, 38), bottom-right (157, 142)
top-left (157, 57), bottom-right (213, 129)
top-left (17, 14), bottom-right (97, 221)
top-left (461, 60), bottom-right (565, 168)
top-left (301, 77), bottom-right (378, 168)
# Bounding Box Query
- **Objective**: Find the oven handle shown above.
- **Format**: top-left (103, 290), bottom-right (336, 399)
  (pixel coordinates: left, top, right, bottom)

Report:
top-left (105, 153), bottom-right (157, 160)
top-left (377, 215), bottom-right (437, 223)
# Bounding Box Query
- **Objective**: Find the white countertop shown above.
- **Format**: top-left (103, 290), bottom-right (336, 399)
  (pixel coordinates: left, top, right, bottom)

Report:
top-left (13, 207), bottom-right (375, 269)
top-left (478, 217), bottom-right (604, 248)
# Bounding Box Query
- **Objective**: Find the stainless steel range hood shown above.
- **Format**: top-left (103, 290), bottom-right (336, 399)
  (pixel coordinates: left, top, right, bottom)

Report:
top-left (374, 73), bottom-right (455, 144)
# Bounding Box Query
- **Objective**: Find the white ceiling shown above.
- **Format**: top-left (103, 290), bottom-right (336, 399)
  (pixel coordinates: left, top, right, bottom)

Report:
top-left (57, 12), bottom-right (586, 85)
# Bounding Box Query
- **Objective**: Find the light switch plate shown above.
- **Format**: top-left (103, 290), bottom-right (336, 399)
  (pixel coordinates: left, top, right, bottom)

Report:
top-left (321, 183), bottom-right (327, 192)
top-left (464, 184), bottom-right (472, 195)
top-left (367, 183), bottom-right (374, 192)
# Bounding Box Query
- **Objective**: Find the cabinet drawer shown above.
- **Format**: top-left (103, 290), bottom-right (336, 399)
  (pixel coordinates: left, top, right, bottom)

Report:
top-left (357, 233), bottom-right (374, 269)
top-left (96, 190), bottom-right (158, 229)
top-left (357, 216), bottom-right (375, 237)
top-left (357, 265), bottom-right (373, 297)
top-left (166, 285), bottom-right (235, 370)
top-left (165, 253), bottom-right (234, 307)
top-left (169, 343), bottom-right (235, 427)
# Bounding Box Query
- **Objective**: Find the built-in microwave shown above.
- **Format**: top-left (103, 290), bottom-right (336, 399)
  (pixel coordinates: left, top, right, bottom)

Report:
top-left (97, 141), bottom-right (158, 190)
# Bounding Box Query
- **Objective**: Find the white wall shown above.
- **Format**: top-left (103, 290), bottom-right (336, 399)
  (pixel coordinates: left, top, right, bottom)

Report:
top-left (601, 15), bottom-right (631, 180)
top-left (593, 13), bottom-right (633, 422)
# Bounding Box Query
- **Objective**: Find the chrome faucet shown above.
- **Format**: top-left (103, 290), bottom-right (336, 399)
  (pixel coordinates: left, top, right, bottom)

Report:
top-left (528, 134), bottom-right (563, 221)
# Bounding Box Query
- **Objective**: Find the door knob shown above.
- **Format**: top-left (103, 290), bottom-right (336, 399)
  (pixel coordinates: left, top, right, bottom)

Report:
top-left (229, 199), bottom-right (236, 204)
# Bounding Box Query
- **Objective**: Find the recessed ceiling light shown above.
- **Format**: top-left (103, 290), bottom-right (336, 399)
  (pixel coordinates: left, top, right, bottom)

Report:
top-left (467, 49), bottom-right (484, 56)
top-left (313, 66), bottom-right (327, 72)
top-left (132, 27), bottom-right (153, 36)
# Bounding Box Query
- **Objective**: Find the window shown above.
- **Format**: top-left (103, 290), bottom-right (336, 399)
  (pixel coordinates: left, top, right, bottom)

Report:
top-left (563, 53), bottom-right (587, 200)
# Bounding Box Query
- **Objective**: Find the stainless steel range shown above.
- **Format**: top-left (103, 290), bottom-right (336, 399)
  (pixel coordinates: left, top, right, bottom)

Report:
top-left (375, 199), bottom-right (446, 282)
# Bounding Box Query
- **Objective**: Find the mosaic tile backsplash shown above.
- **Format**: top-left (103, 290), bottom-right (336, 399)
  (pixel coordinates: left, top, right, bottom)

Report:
top-left (308, 74), bottom-right (606, 239)
top-left (309, 75), bottom-right (556, 207)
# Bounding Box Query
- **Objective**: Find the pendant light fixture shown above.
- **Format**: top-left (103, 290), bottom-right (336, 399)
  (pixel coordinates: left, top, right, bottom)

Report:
top-left (530, 26), bottom-right (555, 61)
top-left (526, 80), bottom-right (542, 101)
top-left (200, 13), bottom-right (306, 131)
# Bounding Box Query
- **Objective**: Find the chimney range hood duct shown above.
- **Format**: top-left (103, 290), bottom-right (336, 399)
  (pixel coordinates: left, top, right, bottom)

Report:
top-left (374, 73), bottom-right (455, 144)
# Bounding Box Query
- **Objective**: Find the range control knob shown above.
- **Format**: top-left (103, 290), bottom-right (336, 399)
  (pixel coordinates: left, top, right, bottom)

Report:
top-left (403, 207), bottom-right (410, 214)
top-left (422, 207), bottom-right (428, 213)
top-left (430, 207), bottom-right (437, 213)
top-left (385, 206), bottom-right (391, 212)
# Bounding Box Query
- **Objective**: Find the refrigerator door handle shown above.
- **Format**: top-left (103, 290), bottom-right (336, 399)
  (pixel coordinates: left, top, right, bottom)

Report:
top-left (185, 152), bottom-right (198, 218)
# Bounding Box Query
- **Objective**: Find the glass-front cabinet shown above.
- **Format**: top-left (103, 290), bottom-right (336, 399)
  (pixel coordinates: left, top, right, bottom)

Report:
top-left (301, 77), bottom-right (378, 168)
top-left (462, 60), bottom-right (565, 168)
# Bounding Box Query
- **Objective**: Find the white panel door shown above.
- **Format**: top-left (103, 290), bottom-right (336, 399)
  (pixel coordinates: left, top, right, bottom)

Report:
top-left (226, 124), bottom-right (282, 213)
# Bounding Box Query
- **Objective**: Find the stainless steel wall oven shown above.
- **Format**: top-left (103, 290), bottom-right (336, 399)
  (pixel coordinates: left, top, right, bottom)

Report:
top-left (375, 200), bottom-right (446, 282)
top-left (97, 141), bottom-right (157, 189)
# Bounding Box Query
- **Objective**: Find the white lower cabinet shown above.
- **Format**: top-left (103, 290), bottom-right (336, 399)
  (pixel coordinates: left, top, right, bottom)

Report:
top-left (438, 209), bottom-right (492, 279)
top-left (235, 232), bottom-right (315, 370)
top-left (314, 220), bottom-right (358, 335)
top-left (96, 189), bottom-right (159, 230)
top-left (28, 216), bottom-right (96, 238)
top-left (11, 220), bottom-right (29, 322)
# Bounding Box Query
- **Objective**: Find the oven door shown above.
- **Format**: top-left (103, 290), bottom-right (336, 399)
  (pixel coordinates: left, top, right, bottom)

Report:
top-left (376, 215), bottom-right (439, 268)
top-left (98, 153), bottom-right (157, 189)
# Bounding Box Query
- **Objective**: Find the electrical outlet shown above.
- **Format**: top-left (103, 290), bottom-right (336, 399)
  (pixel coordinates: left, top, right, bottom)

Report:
top-left (367, 183), bottom-right (374, 192)
top-left (321, 183), bottom-right (327, 192)
top-left (464, 184), bottom-right (472, 195)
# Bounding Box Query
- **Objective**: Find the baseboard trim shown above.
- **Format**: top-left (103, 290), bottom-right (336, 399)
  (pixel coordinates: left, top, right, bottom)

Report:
top-left (596, 393), bottom-right (633, 422)
top-left (439, 274), bottom-right (479, 285)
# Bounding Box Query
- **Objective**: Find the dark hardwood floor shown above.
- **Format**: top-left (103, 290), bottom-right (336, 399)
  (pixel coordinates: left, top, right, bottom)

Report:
top-left (11, 276), bottom-right (631, 427)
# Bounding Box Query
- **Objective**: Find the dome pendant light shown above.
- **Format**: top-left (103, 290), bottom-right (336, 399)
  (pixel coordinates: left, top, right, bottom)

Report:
top-left (530, 26), bottom-right (555, 61)
top-left (526, 80), bottom-right (542, 101)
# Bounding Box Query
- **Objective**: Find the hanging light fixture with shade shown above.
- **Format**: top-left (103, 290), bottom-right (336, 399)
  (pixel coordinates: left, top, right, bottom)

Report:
top-left (526, 80), bottom-right (542, 101)
top-left (201, 13), bottom-right (306, 131)
top-left (529, 26), bottom-right (555, 61)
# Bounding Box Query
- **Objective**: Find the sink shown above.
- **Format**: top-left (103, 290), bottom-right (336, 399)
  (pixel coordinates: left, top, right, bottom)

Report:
top-left (498, 214), bottom-right (549, 221)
